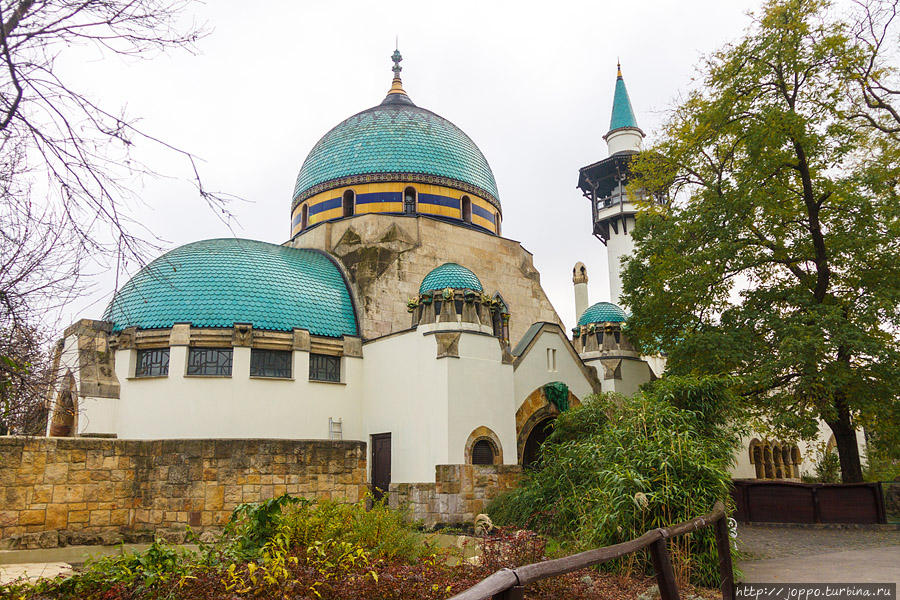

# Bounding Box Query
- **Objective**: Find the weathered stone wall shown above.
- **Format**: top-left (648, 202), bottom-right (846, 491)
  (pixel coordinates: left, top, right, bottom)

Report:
top-left (390, 464), bottom-right (522, 528)
top-left (290, 214), bottom-right (562, 344)
top-left (0, 437), bottom-right (366, 549)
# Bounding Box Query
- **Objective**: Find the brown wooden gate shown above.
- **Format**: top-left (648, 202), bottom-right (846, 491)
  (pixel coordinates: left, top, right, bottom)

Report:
top-left (371, 433), bottom-right (391, 501)
top-left (731, 479), bottom-right (886, 524)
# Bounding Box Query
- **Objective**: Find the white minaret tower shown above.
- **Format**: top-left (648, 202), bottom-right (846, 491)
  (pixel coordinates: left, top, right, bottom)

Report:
top-left (576, 62), bottom-right (645, 306)
top-left (573, 262), bottom-right (589, 322)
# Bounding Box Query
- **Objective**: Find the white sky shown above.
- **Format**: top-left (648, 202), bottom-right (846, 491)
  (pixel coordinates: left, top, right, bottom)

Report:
top-left (57, 0), bottom-right (768, 334)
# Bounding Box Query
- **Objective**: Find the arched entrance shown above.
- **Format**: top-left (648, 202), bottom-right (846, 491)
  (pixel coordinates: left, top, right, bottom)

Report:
top-left (522, 417), bottom-right (554, 468)
top-left (49, 371), bottom-right (77, 437)
top-left (515, 383), bottom-right (581, 467)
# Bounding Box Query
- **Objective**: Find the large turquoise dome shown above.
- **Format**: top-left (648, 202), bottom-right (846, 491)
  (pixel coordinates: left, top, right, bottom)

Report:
top-left (292, 91), bottom-right (499, 211)
top-left (104, 239), bottom-right (358, 337)
top-left (578, 301), bottom-right (627, 326)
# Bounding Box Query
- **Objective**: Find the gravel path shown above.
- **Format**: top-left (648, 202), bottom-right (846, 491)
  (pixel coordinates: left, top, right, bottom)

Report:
top-left (737, 524), bottom-right (900, 560)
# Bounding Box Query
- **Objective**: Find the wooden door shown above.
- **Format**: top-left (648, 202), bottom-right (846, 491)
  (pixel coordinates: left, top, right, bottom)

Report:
top-left (371, 433), bottom-right (391, 501)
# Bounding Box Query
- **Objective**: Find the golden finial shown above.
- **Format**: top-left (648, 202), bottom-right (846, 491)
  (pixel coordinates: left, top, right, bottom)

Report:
top-left (617, 59), bottom-right (622, 78)
top-left (388, 46), bottom-right (407, 96)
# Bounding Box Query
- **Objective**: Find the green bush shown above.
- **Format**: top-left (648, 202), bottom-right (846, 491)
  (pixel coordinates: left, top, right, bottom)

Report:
top-left (276, 496), bottom-right (432, 562)
top-left (488, 377), bottom-right (741, 586)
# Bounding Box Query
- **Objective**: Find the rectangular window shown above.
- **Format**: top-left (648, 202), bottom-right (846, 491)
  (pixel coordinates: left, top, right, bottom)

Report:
top-left (546, 348), bottom-right (557, 372)
top-left (135, 348), bottom-right (169, 377)
top-left (309, 353), bottom-right (341, 382)
top-left (186, 347), bottom-right (232, 376)
top-left (250, 349), bottom-right (292, 378)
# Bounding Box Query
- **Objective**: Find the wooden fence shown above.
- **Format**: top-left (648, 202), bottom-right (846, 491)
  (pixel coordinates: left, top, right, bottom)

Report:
top-left (448, 501), bottom-right (733, 600)
top-left (731, 480), bottom-right (886, 524)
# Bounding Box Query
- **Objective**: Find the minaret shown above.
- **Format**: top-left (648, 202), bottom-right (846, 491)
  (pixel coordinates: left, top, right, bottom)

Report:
top-left (576, 62), bottom-right (645, 306)
top-left (573, 262), bottom-right (589, 322)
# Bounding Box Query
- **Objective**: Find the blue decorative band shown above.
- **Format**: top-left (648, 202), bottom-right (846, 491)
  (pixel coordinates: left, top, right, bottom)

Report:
top-left (355, 191), bottom-right (402, 205)
top-left (308, 197), bottom-right (342, 216)
top-left (418, 193), bottom-right (460, 209)
top-left (472, 204), bottom-right (495, 223)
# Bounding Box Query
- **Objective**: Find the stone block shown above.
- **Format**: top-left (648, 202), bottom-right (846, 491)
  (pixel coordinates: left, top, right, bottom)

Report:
top-left (110, 509), bottom-right (129, 527)
top-left (89, 510), bottom-right (110, 526)
top-left (43, 463), bottom-right (68, 484)
top-left (45, 505), bottom-right (69, 530)
top-left (20, 509), bottom-right (46, 526)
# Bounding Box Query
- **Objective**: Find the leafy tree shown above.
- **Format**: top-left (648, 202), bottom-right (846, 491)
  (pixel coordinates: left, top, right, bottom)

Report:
top-left (622, 0), bottom-right (900, 482)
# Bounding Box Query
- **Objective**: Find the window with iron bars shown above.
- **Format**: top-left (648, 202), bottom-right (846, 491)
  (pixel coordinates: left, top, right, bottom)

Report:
top-left (250, 349), bottom-right (292, 378)
top-left (135, 348), bottom-right (169, 377)
top-left (186, 347), bottom-right (233, 376)
top-left (309, 353), bottom-right (340, 382)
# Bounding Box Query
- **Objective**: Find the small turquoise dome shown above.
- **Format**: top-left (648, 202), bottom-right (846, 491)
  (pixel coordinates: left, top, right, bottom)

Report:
top-left (578, 301), bottom-right (627, 326)
top-left (419, 263), bottom-right (483, 294)
top-left (104, 239), bottom-right (358, 337)
top-left (292, 96), bottom-right (499, 210)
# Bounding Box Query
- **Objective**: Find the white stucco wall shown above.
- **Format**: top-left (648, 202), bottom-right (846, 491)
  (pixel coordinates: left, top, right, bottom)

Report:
top-left (513, 329), bottom-right (596, 407)
top-left (588, 356), bottom-right (652, 398)
top-left (604, 213), bottom-right (636, 306)
top-left (112, 346), bottom-right (364, 440)
top-left (360, 329), bottom-right (450, 483)
top-left (445, 333), bottom-right (516, 466)
top-left (605, 128), bottom-right (643, 156)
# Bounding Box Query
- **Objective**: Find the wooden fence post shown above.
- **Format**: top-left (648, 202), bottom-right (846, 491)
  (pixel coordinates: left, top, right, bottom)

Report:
top-left (492, 585), bottom-right (524, 600)
top-left (649, 537), bottom-right (680, 600)
top-left (714, 516), bottom-right (734, 600)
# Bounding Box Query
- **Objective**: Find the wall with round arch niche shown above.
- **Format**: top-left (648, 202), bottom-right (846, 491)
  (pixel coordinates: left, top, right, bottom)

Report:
top-left (464, 426), bottom-right (503, 466)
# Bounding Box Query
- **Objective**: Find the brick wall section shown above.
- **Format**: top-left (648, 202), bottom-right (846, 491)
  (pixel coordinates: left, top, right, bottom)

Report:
top-left (390, 464), bottom-right (522, 528)
top-left (0, 437), bottom-right (366, 549)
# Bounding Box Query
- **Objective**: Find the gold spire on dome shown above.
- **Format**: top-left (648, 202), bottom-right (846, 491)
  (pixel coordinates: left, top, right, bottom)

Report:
top-left (388, 47), bottom-right (407, 96)
top-left (617, 59), bottom-right (622, 79)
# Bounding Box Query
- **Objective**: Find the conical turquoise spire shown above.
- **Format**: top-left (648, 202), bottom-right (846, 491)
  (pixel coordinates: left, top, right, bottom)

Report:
top-left (609, 62), bottom-right (639, 132)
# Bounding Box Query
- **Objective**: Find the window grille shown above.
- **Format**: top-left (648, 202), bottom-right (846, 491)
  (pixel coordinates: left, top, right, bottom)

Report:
top-left (135, 348), bottom-right (169, 377)
top-left (250, 349), bottom-right (292, 378)
top-left (186, 347), bottom-right (232, 376)
top-left (309, 353), bottom-right (340, 382)
top-left (329, 417), bottom-right (343, 440)
top-left (403, 187), bottom-right (416, 214)
top-left (472, 440), bottom-right (495, 465)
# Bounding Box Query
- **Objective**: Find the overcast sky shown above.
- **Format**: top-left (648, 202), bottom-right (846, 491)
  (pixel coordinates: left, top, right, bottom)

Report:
top-left (58, 0), bottom-right (769, 333)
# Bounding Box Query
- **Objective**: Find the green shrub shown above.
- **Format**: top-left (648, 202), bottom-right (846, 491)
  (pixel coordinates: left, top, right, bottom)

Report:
top-left (488, 378), bottom-right (741, 587)
top-left (277, 496), bottom-right (432, 562)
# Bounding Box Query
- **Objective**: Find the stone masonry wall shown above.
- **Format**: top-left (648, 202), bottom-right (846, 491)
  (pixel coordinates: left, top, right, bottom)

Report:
top-left (0, 437), bottom-right (366, 549)
top-left (390, 464), bottom-right (522, 528)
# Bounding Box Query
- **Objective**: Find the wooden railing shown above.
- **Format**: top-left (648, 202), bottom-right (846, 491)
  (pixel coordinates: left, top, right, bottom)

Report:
top-left (448, 501), bottom-right (733, 600)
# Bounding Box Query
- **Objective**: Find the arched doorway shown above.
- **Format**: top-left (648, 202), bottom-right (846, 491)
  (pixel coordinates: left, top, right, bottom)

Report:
top-left (516, 384), bottom-right (581, 467)
top-left (49, 371), bottom-right (77, 437)
top-left (522, 417), bottom-right (554, 468)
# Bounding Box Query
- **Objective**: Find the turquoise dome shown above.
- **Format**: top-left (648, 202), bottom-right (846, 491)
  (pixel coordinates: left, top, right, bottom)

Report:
top-left (578, 302), bottom-right (627, 326)
top-left (292, 95), bottom-right (499, 210)
top-left (419, 263), bottom-right (483, 294)
top-left (104, 239), bottom-right (358, 337)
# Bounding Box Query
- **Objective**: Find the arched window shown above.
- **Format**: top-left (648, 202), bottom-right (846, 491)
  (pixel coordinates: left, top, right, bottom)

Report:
top-left (471, 440), bottom-right (495, 465)
top-left (403, 186), bottom-right (416, 214)
top-left (301, 204), bottom-right (309, 230)
top-left (495, 212), bottom-right (501, 235)
top-left (461, 196), bottom-right (472, 224)
top-left (342, 190), bottom-right (355, 217)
